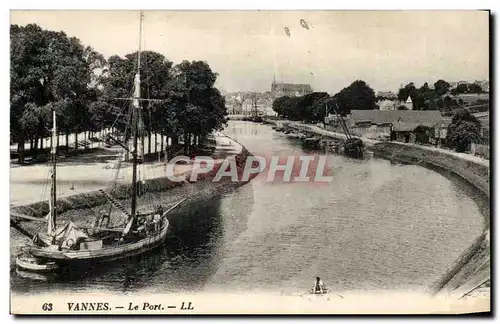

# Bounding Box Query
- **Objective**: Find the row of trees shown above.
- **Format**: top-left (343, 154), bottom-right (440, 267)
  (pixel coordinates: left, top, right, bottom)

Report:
top-left (272, 80), bottom-right (376, 122)
top-left (271, 79), bottom-right (484, 153)
top-left (11, 24), bottom-right (228, 163)
top-left (272, 79), bottom-right (488, 121)
top-left (393, 80), bottom-right (488, 111)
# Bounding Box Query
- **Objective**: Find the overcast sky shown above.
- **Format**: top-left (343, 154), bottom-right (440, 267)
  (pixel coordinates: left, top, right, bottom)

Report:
top-left (11, 10), bottom-right (489, 94)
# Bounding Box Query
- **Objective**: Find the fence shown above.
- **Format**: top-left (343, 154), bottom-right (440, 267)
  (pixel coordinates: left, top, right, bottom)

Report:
top-left (470, 142), bottom-right (490, 159)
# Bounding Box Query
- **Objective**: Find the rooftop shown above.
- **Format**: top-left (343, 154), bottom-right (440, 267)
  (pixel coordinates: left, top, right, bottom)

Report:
top-left (349, 110), bottom-right (444, 127)
top-left (272, 82), bottom-right (313, 92)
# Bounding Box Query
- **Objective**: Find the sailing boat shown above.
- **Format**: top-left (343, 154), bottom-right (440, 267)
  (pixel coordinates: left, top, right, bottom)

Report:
top-left (15, 12), bottom-right (186, 270)
top-left (329, 102), bottom-right (364, 158)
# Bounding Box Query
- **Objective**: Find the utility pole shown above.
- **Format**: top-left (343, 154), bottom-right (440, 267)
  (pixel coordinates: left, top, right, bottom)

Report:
top-left (324, 102), bottom-right (328, 129)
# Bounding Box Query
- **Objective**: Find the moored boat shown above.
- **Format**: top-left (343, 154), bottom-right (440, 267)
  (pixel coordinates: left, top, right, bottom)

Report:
top-left (16, 253), bottom-right (59, 272)
top-left (343, 137), bottom-right (364, 158)
top-left (13, 12), bottom-right (187, 271)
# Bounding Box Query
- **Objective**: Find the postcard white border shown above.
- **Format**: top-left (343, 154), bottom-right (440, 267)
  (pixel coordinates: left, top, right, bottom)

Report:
top-left (2, 0), bottom-right (497, 322)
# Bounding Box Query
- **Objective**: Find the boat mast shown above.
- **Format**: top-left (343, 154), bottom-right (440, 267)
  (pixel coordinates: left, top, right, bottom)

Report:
top-left (49, 110), bottom-right (57, 237)
top-left (130, 11), bottom-right (143, 218)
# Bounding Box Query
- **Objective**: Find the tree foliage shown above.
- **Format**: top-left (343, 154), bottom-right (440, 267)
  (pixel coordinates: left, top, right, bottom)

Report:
top-left (467, 83), bottom-right (484, 94)
top-left (414, 125), bottom-right (433, 144)
top-left (333, 80), bottom-right (376, 114)
top-left (11, 23), bottom-right (228, 161)
top-left (434, 80), bottom-right (451, 96)
top-left (102, 56), bottom-right (227, 153)
top-left (168, 60), bottom-right (227, 152)
top-left (272, 92), bottom-right (329, 122)
top-left (446, 110), bottom-right (482, 152)
top-left (272, 81), bottom-right (375, 120)
top-left (397, 82), bottom-right (416, 102)
top-left (10, 24), bottom-right (105, 161)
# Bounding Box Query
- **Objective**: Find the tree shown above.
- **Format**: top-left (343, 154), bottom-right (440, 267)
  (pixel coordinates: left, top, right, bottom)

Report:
top-left (451, 83), bottom-right (468, 95)
top-left (272, 92), bottom-right (330, 122)
top-left (398, 82), bottom-right (416, 102)
top-left (296, 92), bottom-right (330, 123)
top-left (272, 96), bottom-right (289, 116)
top-left (467, 83), bottom-right (483, 94)
top-left (419, 82), bottom-right (430, 93)
top-left (444, 95), bottom-right (458, 108)
top-left (395, 81), bottom-right (442, 110)
top-left (101, 50), bottom-right (175, 154)
top-left (333, 80), bottom-right (376, 115)
top-left (397, 82), bottom-right (437, 110)
top-left (446, 110), bottom-right (482, 152)
top-left (168, 60), bottom-right (227, 154)
top-left (10, 24), bottom-right (105, 162)
top-left (272, 96), bottom-right (302, 120)
top-left (436, 98), bottom-right (444, 109)
top-left (434, 79), bottom-right (451, 96)
top-left (417, 82), bottom-right (437, 110)
top-left (414, 125), bottom-right (433, 144)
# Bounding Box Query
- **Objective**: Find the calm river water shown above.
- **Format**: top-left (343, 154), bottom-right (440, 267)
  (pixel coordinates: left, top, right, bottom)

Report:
top-left (11, 121), bottom-right (486, 295)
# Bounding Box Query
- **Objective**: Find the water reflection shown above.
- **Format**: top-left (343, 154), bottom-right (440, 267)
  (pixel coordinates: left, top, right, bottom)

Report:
top-left (11, 121), bottom-right (486, 295)
top-left (11, 194), bottom-right (240, 294)
top-left (205, 121), bottom-right (486, 294)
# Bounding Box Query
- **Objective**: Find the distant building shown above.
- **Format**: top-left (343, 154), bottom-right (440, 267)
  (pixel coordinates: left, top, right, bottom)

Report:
top-left (337, 110), bottom-right (446, 142)
top-left (401, 96), bottom-right (413, 110)
top-left (474, 80), bottom-right (490, 93)
top-left (377, 99), bottom-right (397, 111)
top-left (450, 80), bottom-right (471, 90)
top-left (271, 79), bottom-right (313, 97)
top-left (224, 91), bottom-right (276, 115)
top-left (376, 96), bottom-right (413, 111)
top-left (348, 110), bottom-right (442, 127)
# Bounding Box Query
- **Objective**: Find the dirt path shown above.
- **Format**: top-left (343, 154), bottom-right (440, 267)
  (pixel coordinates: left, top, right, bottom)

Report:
top-left (10, 133), bottom-right (242, 206)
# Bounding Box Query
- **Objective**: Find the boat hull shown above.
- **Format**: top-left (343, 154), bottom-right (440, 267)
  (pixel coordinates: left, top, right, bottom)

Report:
top-left (16, 254), bottom-right (59, 272)
top-left (29, 218), bottom-right (170, 265)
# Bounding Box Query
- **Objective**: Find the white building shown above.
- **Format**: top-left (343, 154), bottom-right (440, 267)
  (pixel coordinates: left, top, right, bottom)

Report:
top-left (402, 96), bottom-right (413, 110)
top-left (377, 96), bottom-right (413, 111)
top-left (377, 99), bottom-right (397, 111)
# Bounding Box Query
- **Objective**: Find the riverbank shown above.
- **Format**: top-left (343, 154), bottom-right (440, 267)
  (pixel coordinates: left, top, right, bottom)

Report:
top-left (10, 132), bottom-right (251, 223)
top-left (278, 120), bottom-right (489, 166)
top-left (10, 132), bottom-right (256, 264)
top-left (276, 120), bottom-right (489, 201)
top-left (370, 142), bottom-right (489, 200)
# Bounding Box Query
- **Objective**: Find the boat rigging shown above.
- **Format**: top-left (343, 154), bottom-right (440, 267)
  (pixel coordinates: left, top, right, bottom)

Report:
top-left (13, 11), bottom-right (187, 272)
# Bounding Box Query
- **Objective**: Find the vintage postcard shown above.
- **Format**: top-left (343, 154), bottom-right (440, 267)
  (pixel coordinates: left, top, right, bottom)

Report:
top-left (9, 9), bottom-right (490, 315)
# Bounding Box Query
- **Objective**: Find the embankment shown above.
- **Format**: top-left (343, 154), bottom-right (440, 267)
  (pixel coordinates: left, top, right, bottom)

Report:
top-left (280, 120), bottom-right (489, 207)
top-left (11, 140), bottom-right (256, 221)
top-left (370, 142), bottom-right (489, 201)
top-left (372, 141), bottom-right (490, 297)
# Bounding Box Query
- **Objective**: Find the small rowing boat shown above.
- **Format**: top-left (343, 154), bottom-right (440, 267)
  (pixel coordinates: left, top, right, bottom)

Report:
top-left (16, 252), bottom-right (59, 272)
